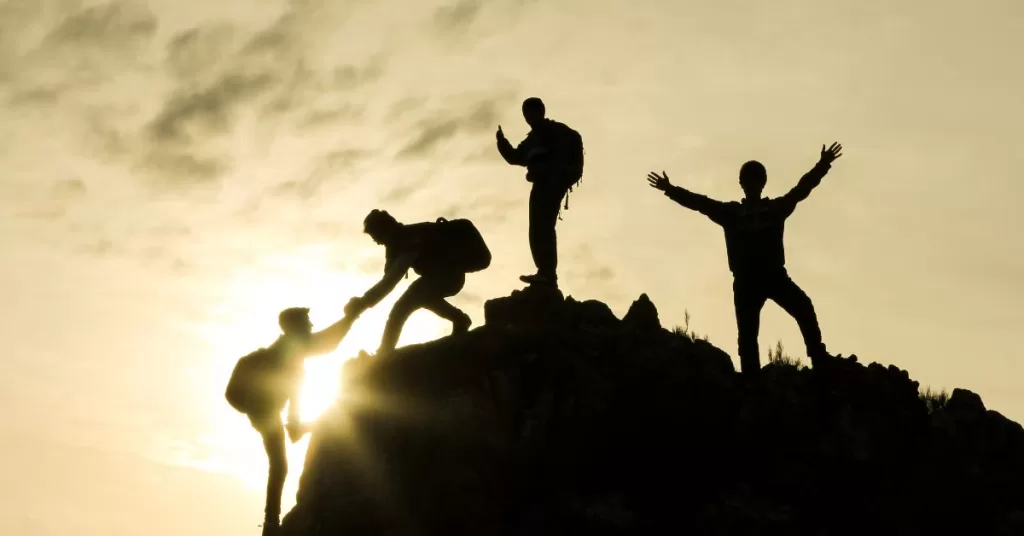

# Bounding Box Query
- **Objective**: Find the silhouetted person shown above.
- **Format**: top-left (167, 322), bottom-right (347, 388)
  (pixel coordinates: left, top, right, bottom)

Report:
top-left (225, 305), bottom-right (360, 535)
top-left (496, 97), bottom-right (584, 286)
top-left (348, 209), bottom-right (490, 354)
top-left (647, 142), bottom-right (844, 374)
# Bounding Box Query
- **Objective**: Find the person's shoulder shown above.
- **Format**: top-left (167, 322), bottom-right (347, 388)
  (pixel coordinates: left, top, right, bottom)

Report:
top-left (260, 336), bottom-right (292, 361)
top-left (547, 119), bottom-right (576, 132)
top-left (266, 335), bottom-right (286, 352)
top-left (392, 224), bottom-right (428, 251)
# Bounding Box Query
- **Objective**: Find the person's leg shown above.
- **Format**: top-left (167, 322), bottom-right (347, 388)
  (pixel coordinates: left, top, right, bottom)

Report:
top-left (377, 277), bottom-right (433, 354)
top-left (733, 277), bottom-right (768, 375)
top-left (525, 184), bottom-right (563, 283)
top-left (251, 414), bottom-right (287, 534)
top-left (420, 273), bottom-right (471, 334)
top-left (768, 271), bottom-right (828, 361)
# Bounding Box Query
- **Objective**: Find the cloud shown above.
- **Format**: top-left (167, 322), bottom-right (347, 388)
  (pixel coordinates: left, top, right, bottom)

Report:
top-left (562, 243), bottom-right (617, 284)
top-left (43, 1), bottom-right (158, 52)
top-left (396, 93), bottom-right (513, 158)
top-left (12, 178), bottom-right (88, 222)
top-left (78, 237), bottom-right (116, 257)
top-left (433, 0), bottom-right (482, 34)
top-left (387, 96), bottom-right (427, 121)
top-left (165, 23), bottom-right (239, 81)
top-left (380, 181), bottom-right (422, 204)
top-left (140, 150), bottom-right (227, 184)
top-left (437, 196), bottom-right (521, 225)
top-left (297, 104), bottom-right (365, 130)
top-left (147, 71), bottom-right (277, 143)
top-left (332, 59), bottom-right (387, 91)
top-left (139, 2), bottom-right (388, 184)
top-left (272, 148), bottom-right (373, 200)
top-left (583, 265), bottom-right (615, 283)
top-left (51, 178), bottom-right (87, 200)
top-left (1, 2), bottom-right (158, 106)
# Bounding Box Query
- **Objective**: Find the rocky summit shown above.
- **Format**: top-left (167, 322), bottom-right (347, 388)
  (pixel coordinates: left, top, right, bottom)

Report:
top-left (279, 287), bottom-right (1024, 535)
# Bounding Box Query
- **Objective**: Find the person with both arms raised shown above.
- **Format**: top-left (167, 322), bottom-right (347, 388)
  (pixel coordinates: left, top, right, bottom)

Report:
top-left (647, 142), bottom-right (845, 374)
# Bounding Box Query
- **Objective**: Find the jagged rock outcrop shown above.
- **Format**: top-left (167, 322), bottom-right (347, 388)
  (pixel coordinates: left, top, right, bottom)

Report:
top-left (280, 288), bottom-right (1024, 535)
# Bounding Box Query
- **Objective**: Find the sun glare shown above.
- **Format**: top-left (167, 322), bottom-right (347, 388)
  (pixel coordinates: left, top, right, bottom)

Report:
top-left (182, 246), bottom-right (450, 505)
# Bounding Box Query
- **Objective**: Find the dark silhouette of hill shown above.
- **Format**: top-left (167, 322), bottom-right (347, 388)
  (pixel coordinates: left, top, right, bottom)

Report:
top-left (278, 287), bottom-right (1024, 535)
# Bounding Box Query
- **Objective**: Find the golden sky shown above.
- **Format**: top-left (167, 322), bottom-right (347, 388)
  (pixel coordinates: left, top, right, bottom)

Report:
top-left (2, 0), bottom-right (1022, 534)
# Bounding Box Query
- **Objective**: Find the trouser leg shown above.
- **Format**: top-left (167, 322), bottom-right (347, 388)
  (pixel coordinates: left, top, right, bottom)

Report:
top-left (768, 272), bottom-right (826, 359)
top-left (421, 273), bottom-right (470, 332)
top-left (733, 277), bottom-right (768, 374)
top-left (378, 274), bottom-right (466, 352)
top-left (528, 184), bottom-right (563, 280)
top-left (256, 417), bottom-right (287, 522)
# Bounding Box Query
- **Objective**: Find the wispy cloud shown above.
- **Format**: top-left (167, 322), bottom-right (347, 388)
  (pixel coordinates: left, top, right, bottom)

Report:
top-left (139, 2), bottom-right (389, 184)
top-left (433, 0), bottom-right (482, 34)
top-left (395, 92), bottom-right (515, 158)
top-left (164, 23), bottom-right (240, 82)
top-left (2, 1), bottom-right (158, 105)
top-left (51, 178), bottom-right (87, 200)
top-left (43, 2), bottom-right (157, 52)
top-left (272, 148), bottom-right (375, 200)
top-left (148, 72), bottom-right (277, 144)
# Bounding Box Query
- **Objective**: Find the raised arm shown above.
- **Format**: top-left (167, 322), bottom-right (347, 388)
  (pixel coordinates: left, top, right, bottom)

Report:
top-left (496, 125), bottom-right (529, 166)
top-left (779, 142), bottom-right (842, 212)
top-left (351, 251), bottom-right (417, 312)
top-left (647, 170), bottom-right (730, 224)
top-left (304, 305), bottom-right (361, 357)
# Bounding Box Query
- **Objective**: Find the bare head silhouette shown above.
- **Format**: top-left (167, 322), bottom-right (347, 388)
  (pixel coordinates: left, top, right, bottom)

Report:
top-left (279, 307), bottom-right (312, 336)
top-left (522, 97), bottom-right (545, 128)
top-left (364, 209), bottom-right (400, 245)
top-left (739, 160), bottom-right (767, 199)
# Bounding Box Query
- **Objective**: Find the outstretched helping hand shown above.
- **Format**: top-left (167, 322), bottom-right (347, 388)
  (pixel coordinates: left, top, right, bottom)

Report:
top-left (819, 142), bottom-right (843, 165)
top-left (646, 170), bottom-right (672, 192)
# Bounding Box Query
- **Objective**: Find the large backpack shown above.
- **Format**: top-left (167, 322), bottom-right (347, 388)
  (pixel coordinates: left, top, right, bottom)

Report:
top-left (560, 124), bottom-right (584, 193)
top-left (549, 122), bottom-right (584, 212)
top-left (225, 347), bottom-right (286, 416)
top-left (403, 218), bottom-right (491, 276)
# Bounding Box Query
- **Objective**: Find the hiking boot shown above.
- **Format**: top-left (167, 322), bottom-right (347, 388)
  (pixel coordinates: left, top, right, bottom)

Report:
top-left (451, 312), bottom-right (472, 335)
top-left (809, 348), bottom-right (857, 370)
top-left (519, 273), bottom-right (557, 286)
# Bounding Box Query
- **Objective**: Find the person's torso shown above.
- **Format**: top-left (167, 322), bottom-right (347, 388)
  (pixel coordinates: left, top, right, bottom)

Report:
top-left (720, 198), bottom-right (789, 275)
top-left (261, 336), bottom-right (311, 409)
top-left (386, 224), bottom-right (443, 277)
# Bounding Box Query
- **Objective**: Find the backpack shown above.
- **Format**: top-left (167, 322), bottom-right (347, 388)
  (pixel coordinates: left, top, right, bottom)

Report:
top-left (550, 122), bottom-right (584, 213)
top-left (560, 124), bottom-right (584, 193)
top-left (225, 347), bottom-right (285, 416)
top-left (404, 218), bottom-right (491, 275)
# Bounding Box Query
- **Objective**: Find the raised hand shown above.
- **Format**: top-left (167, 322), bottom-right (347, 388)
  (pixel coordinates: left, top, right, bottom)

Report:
top-left (819, 142), bottom-right (843, 165)
top-left (496, 125), bottom-right (506, 141)
top-left (646, 170), bottom-right (672, 191)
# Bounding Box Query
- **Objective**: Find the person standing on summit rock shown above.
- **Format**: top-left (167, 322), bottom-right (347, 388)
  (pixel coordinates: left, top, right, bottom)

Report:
top-left (647, 142), bottom-right (844, 374)
top-left (496, 97), bottom-right (584, 287)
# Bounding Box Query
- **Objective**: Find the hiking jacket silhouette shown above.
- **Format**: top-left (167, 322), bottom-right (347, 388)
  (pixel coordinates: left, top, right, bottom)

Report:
top-left (663, 162), bottom-right (831, 277)
top-left (384, 223), bottom-right (451, 277)
top-left (497, 118), bottom-right (576, 186)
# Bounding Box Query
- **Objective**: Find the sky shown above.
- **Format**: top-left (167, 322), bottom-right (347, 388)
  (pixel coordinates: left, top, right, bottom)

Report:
top-left (1, 0), bottom-right (1022, 534)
